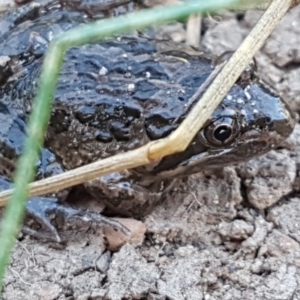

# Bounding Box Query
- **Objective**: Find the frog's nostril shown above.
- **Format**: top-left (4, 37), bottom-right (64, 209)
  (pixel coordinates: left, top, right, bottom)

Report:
top-left (265, 116), bottom-right (274, 129)
top-left (265, 116), bottom-right (272, 124)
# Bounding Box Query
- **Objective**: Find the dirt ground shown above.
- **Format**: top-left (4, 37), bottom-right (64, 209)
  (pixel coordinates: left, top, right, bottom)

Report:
top-left (2, 2), bottom-right (300, 300)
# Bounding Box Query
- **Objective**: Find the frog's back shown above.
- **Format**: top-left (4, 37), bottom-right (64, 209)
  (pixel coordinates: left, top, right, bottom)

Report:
top-left (0, 16), bottom-right (216, 169)
top-left (47, 39), bottom-right (216, 168)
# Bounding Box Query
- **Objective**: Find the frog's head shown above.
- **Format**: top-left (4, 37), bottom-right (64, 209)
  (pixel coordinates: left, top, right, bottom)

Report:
top-left (148, 81), bottom-right (296, 179)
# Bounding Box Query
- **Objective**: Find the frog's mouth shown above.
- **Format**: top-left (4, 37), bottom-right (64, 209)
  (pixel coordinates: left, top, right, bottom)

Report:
top-left (150, 129), bottom-right (293, 180)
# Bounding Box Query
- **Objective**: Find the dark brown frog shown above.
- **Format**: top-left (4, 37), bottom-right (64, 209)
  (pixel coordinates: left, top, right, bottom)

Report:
top-left (0, 1), bottom-right (296, 241)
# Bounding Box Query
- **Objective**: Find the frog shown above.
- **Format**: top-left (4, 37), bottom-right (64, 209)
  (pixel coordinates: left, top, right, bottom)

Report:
top-left (0, 1), bottom-right (296, 241)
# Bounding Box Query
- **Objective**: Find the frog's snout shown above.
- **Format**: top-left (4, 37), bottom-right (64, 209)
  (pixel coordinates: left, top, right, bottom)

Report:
top-left (274, 98), bottom-right (297, 140)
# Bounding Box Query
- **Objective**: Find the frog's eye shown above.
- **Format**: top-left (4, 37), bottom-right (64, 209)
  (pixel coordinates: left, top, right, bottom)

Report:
top-left (203, 117), bottom-right (239, 147)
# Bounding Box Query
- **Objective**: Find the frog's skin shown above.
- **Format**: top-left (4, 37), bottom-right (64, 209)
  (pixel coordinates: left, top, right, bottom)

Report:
top-left (0, 1), bottom-right (296, 240)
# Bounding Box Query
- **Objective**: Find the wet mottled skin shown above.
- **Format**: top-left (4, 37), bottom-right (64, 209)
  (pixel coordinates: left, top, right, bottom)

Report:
top-left (0, 1), bottom-right (296, 240)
